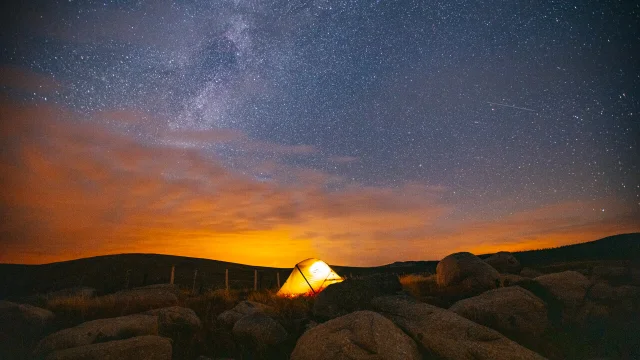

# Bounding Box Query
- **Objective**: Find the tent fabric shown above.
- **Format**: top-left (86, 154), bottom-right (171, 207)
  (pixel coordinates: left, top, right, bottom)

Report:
top-left (277, 258), bottom-right (343, 297)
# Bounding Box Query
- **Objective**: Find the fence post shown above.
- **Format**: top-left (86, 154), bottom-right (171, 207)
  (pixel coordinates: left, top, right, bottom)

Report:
top-left (277, 272), bottom-right (280, 288)
top-left (254, 270), bottom-right (258, 291)
top-left (170, 265), bottom-right (175, 285)
top-left (225, 269), bottom-right (229, 292)
top-left (124, 269), bottom-right (131, 289)
top-left (192, 269), bottom-right (198, 294)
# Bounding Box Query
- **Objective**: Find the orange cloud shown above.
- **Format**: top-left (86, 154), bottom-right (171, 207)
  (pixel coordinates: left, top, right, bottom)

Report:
top-left (0, 65), bottom-right (63, 94)
top-left (0, 99), bottom-right (638, 267)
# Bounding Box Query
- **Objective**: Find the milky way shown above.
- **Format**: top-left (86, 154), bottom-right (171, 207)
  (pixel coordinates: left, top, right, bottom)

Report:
top-left (1, 1), bottom-right (638, 266)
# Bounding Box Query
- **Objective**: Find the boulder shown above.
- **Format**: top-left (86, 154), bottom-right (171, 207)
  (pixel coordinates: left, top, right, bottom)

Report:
top-left (35, 314), bottom-right (158, 356)
top-left (590, 266), bottom-right (629, 284)
top-left (313, 273), bottom-right (402, 319)
top-left (44, 335), bottom-right (171, 360)
top-left (520, 268), bottom-right (543, 278)
top-left (0, 301), bottom-right (55, 359)
top-left (372, 295), bottom-right (546, 360)
top-left (47, 287), bottom-right (97, 300)
top-left (217, 301), bottom-right (273, 327)
top-left (110, 286), bottom-right (179, 313)
top-left (0, 300), bottom-right (55, 337)
top-left (449, 286), bottom-right (549, 340)
top-left (631, 268), bottom-right (640, 286)
top-left (577, 301), bottom-right (611, 326)
top-left (485, 252), bottom-right (522, 274)
top-left (290, 310), bottom-right (420, 360)
top-left (436, 252), bottom-right (500, 295)
top-left (587, 283), bottom-right (639, 314)
top-left (144, 306), bottom-right (201, 334)
top-left (500, 274), bottom-right (528, 287)
top-left (232, 312), bottom-right (288, 348)
top-left (588, 282), bottom-right (617, 303)
top-left (533, 271), bottom-right (589, 322)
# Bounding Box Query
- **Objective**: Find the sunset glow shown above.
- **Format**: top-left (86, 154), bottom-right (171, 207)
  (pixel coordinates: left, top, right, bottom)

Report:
top-left (1, 2), bottom-right (638, 267)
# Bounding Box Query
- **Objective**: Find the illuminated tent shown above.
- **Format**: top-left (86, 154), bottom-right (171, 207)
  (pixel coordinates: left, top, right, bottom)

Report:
top-left (277, 258), bottom-right (343, 297)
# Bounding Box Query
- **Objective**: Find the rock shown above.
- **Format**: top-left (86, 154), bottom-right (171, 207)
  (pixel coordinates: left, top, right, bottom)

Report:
top-left (290, 310), bottom-right (420, 360)
top-left (533, 271), bottom-right (590, 323)
top-left (587, 283), bottom-right (639, 314)
top-left (591, 266), bottom-right (629, 284)
top-left (0, 300), bottom-right (55, 337)
top-left (436, 252), bottom-right (500, 295)
top-left (449, 286), bottom-right (549, 340)
top-left (313, 273), bottom-right (402, 319)
top-left (35, 314), bottom-right (158, 356)
top-left (232, 312), bottom-right (288, 348)
top-left (47, 287), bottom-right (97, 300)
top-left (575, 268), bottom-right (590, 276)
top-left (485, 252), bottom-right (522, 274)
top-left (217, 301), bottom-right (273, 327)
top-left (110, 286), bottom-right (179, 313)
top-left (500, 274), bottom-right (528, 287)
top-left (588, 282), bottom-right (617, 303)
top-left (291, 318), bottom-right (317, 336)
top-left (371, 295), bottom-right (547, 360)
top-left (631, 268), bottom-right (640, 286)
top-left (44, 335), bottom-right (171, 360)
top-left (144, 306), bottom-right (201, 334)
top-left (0, 301), bottom-right (55, 359)
top-left (520, 268), bottom-right (543, 278)
top-left (578, 301), bottom-right (611, 326)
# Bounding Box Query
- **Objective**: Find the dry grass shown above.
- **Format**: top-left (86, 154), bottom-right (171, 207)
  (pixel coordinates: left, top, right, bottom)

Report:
top-left (399, 273), bottom-right (438, 299)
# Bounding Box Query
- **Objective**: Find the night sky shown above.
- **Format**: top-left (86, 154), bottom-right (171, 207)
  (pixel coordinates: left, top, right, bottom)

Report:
top-left (1, 1), bottom-right (638, 266)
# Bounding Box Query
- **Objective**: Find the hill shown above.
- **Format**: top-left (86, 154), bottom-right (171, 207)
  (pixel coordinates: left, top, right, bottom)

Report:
top-left (503, 232), bottom-right (640, 267)
top-left (1, 233), bottom-right (637, 299)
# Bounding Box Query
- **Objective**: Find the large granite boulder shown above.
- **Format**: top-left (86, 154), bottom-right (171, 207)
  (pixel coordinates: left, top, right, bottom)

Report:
top-left (217, 300), bottom-right (273, 327)
top-left (0, 301), bottom-right (55, 359)
top-left (485, 252), bottom-right (522, 274)
top-left (590, 266), bottom-right (629, 285)
top-left (109, 286), bottom-right (179, 313)
top-left (0, 300), bottom-right (55, 337)
top-left (44, 335), bottom-right (171, 360)
top-left (232, 312), bottom-right (288, 349)
top-left (46, 287), bottom-right (97, 301)
top-left (436, 252), bottom-right (500, 295)
top-left (290, 310), bottom-right (420, 360)
top-left (520, 268), bottom-right (543, 278)
top-left (35, 314), bottom-right (158, 356)
top-left (449, 286), bottom-right (549, 340)
top-left (372, 295), bottom-right (547, 360)
top-left (313, 273), bottom-right (402, 319)
top-left (144, 306), bottom-right (201, 334)
top-left (499, 274), bottom-right (528, 287)
top-left (533, 271), bottom-right (590, 323)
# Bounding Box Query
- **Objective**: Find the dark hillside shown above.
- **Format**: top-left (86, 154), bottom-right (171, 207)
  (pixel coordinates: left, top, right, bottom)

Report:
top-left (510, 233), bottom-right (640, 267)
top-left (1, 233), bottom-right (637, 299)
top-left (0, 254), bottom-right (289, 299)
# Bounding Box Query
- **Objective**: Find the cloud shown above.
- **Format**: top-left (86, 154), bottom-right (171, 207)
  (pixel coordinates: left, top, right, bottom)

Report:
top-left (0, 65), bottom-right (63, 94)
top-left (0, 100), bottom-right (638, 266)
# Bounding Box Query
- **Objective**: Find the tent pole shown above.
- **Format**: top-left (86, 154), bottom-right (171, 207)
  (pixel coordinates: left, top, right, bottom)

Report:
top-left (296, 264), bottom-right (316, 294)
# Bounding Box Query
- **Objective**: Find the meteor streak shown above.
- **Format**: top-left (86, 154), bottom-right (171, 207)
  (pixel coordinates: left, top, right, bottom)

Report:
top-left (488, 102), bottom-right (537, 112)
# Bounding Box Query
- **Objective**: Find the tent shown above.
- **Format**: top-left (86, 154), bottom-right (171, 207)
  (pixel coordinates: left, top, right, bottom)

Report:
top-left (277, 258), bottom-right (343, 297)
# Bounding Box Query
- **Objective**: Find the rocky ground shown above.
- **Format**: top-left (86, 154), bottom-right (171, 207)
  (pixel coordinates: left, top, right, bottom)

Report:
top-left (1, 251), bottom-right (639, 360)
